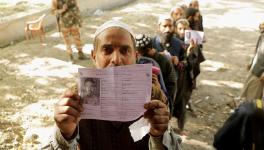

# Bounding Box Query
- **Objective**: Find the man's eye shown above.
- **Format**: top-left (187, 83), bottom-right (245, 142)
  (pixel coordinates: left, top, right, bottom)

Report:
top-left (120, 47), bottom-right (129, 55)
top-left (102, 46), bottom-right (113, 55)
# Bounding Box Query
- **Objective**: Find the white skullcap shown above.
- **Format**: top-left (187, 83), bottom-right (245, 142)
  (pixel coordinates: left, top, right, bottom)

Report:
top-left (158, 15), bottom-right (173, 25)
top-left (94, 20), bottom-right (135, 39)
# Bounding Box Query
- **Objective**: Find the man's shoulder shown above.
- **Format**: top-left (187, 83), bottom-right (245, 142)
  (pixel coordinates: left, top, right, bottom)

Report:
top-left (235, 100), bottom-right (262, 117)
top-left (137, 56), bottom-right (160, 67)
top-left (171, 36), bottom-right (184, 45)
top-left (155, 53), bottom-right (171, 63)
top-left (152, 36), bottom-right (160, 44)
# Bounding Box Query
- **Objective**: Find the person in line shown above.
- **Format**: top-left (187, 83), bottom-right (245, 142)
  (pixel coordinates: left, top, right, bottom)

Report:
top-left (188, 0), bottom-right (204, 32)
top-left (214, 88), bottom-right (264, 150)
top-left (173, 18), bottom-right (199, 133)
top-left (135, 34), bottom-right (177, 114)
top-left (241, 22), bottom-right (264, 100)
top-left (44, 20), bottom-right (181, 150)
top-left (170, 6), bottom-right (184, 28)
top-left (152, 16), bottom-right (185, 71)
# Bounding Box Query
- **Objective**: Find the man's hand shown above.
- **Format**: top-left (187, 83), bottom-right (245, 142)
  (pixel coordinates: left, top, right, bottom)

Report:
top-left (152, 74), bottom-right (160, 89)
top-left (189, 38), bottom-right (196, 48)
top-left (144, 100), bottom-right (169, 137)
top-left (54, 90), bottom-right (83, 140)
top-left (171, 56), bottom-right (179, 66)
top-left (56, 4), bottom-right (68, 14)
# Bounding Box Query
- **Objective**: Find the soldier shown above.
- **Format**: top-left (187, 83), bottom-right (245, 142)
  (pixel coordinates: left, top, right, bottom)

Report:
top-left (52, 0), bottom-right (86, 63)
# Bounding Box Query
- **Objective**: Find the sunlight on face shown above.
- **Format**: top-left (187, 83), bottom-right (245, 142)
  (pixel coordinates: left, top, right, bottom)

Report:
top-left (176, 23), bottom-right (189, 39)
top-left (159, 19), bottom-right (174, 34)
top-left (172, 8), bottom-right (183, 21)
top-left (92, 28), bottom-right (136, 69)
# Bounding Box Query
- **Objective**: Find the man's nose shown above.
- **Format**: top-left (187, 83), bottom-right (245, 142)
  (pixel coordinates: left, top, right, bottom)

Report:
top-left (111, 49), bottom-right (122, 66)
top-left (181, 29), bottom-right (185, 34)
top-left (165, 27), bottom-right (171, 32)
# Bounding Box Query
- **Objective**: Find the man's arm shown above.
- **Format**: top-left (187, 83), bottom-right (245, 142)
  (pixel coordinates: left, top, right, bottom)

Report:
top-left (164, 60), bottom-right (177, 103)
top-left (51, 0), bottom-right (67, 15)
top-left (43, 86), bottom-right (82, 150)
top-left (149, 135), bottom-right (166, 150)
top-left (42, 125), bottom-right (79, 150)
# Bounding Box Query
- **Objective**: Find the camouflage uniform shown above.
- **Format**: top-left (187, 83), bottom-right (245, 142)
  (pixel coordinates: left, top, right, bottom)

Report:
top-left (53, 0), bottom-right (84, 60)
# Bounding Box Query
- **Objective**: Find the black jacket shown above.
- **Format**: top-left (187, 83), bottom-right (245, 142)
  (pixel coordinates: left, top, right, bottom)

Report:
top-left (214, 100), bottom-right (264, 150)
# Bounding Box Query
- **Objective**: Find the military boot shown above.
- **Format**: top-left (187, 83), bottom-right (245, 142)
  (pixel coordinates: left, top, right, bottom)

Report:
top-left (69, 53), bottom-right (75, 64)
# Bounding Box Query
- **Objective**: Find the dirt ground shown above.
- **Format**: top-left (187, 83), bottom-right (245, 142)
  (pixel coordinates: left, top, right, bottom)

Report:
top-left (0, 0), bottom-right (264, 149)
top-left (0, 0), bottom-right (48, 22)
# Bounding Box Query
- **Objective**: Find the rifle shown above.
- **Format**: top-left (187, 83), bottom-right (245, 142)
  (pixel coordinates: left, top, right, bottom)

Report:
top-left (55, 0), bottom-right (68, 38)
top-left (56, 13), bottom-right (61, 33)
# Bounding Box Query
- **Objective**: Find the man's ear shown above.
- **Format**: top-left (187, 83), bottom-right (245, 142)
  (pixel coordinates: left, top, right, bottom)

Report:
top-left (91, 49), bottom-right (96, 62)
top-left (135, 51), bottom-right (140, 58)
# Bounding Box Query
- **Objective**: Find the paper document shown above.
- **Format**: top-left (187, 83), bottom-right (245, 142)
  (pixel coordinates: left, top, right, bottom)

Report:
top-left (129, 117), bottom-right (150, 142)
top-left (184, 30), bottom-right (205, 45)
top-left (78, 64), bottom-right (152, 122)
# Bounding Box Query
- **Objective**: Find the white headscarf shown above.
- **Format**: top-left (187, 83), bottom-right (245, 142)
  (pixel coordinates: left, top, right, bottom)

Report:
top-left (158, 15), bottom-right (173, 25)
top-left (94, 20), bottom-right (135, 39)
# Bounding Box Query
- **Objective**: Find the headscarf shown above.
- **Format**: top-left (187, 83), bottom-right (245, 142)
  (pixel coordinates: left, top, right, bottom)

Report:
top-left (158, 15), bottom-right (173, 25)
top-left (135, 34), bottom-right (152, 51)
top-left (185, 7), bottom-right (198, 19)
top-left (94, 20), bottom-right (135, 39)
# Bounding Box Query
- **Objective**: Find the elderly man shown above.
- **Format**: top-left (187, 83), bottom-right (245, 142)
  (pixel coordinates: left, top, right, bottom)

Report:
top-left (45, 20), bottom-right (181, 150)
top-left (152, 16), bottom-right (185, 120)
top-left (152, 16), bottom-right (185, 67)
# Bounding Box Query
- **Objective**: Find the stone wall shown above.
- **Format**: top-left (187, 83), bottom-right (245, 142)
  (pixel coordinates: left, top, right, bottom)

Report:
top-left (0, 0), bottom-right (135, 48)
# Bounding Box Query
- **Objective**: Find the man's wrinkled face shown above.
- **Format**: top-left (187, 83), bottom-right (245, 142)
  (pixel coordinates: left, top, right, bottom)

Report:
top-left (92, 28), bottom-right (136, 68)
top-left (176, 23), bottom-right (189, 39)
top-left (159, 19), bottom-right (174, 35)
top-left (172, 8), bottom-right (183, 21)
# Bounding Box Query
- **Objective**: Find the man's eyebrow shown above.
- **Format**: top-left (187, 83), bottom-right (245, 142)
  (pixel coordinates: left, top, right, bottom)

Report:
top-left (120, 45), bottom-right (131, 49)
top-left (101, 44), bottom-right (112, 48)
top-left (101, 44), bottom-right (132, 49)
